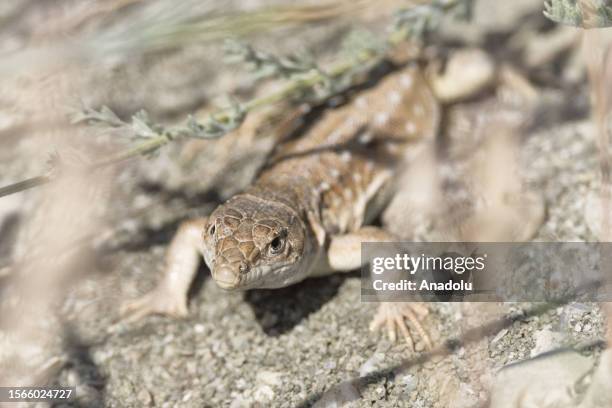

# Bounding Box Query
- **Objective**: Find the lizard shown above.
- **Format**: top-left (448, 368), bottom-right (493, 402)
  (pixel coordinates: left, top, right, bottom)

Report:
top-left (120, 51), bottom-right (497, 348)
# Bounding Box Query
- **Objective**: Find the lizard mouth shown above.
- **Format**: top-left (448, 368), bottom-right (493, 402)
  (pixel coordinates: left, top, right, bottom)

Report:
top-left (212, 266), bottom-right (241, 290)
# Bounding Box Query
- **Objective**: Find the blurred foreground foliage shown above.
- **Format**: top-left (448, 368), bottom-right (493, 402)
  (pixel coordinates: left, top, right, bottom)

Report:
top-left (0, 0), bottom-right (472, 198)
top-left (544, 0), bottom-right (612, 28)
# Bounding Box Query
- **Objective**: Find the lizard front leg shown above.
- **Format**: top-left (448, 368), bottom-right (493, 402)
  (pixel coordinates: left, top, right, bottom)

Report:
top-left (120, 217), bottom-right (207, 321)
top-left (326, 226), bottom-right (433, 350)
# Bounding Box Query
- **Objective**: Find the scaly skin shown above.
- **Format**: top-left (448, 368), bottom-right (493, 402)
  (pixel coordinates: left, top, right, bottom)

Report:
top-left (122, 64), bottom-right (440, 348)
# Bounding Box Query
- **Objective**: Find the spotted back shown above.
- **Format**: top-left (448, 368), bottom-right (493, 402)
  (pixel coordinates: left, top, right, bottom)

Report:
top-left (252, 64), bottom-right (440, 237)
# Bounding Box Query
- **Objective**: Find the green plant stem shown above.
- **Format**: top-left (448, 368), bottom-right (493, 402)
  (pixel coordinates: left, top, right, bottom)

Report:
top-left (0, 0), bottom-right (467, 199)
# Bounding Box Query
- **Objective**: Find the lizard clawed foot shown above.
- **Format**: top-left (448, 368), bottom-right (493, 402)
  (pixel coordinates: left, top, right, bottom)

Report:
top-left (120, 287), bottom-right (189, 323)
top-left (369, 302), bottom-right (432, 350)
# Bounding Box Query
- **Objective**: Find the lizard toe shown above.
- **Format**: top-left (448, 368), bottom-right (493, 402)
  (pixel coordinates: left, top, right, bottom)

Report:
top-left (370, 302), bottom-right (432, 351)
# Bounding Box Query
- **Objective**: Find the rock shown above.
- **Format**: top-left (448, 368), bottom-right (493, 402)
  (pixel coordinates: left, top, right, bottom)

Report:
top-left (257, 370), bottom-right (283, 387)
top-left (579, 350), bottom-right (612, 408)
top-left (530, 326), bottom-right (565, 357)
top-left (324, 360), bottom-right (336, 371)
top-left (229, 395), bottom-right (252, 408)
top-left (449, 383), bottom-right (480, 408)
top-left (491, 329), bottom-right (508, 347)
top-left (359, 353), bottom-right (385, 378)
top-left (584, 191), bottom-right (612, 239)
top-left (137, 389), bottom-right (154, 406)
top-left (489, 350), bottom-right (593, 408)
top-left (431, 48), bottom-right (496, 104)
top-left (253, 384), bottom-right (275, 403)
top-left (398, 374), bottom-right (416, 396)
top-left (313, 380), bottom-right (360, 408)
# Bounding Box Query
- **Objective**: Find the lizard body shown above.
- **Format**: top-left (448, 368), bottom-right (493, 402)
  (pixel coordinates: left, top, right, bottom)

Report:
top-left (123, 63), bottom-right (440, 347)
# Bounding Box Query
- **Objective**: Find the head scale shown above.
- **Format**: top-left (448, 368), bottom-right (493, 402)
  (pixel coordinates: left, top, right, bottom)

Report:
top-left (202, 194), bottom-right (312, 290)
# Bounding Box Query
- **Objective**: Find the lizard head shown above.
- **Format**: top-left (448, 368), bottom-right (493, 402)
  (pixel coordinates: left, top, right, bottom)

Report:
top-left (202, 194), bottom-right (312, 290)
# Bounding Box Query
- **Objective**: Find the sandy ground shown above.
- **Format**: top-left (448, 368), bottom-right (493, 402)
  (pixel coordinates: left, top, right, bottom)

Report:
top-left (0, 0), bottom-right (609, 407)
top-left (48, 118), bottom-right (605, 408)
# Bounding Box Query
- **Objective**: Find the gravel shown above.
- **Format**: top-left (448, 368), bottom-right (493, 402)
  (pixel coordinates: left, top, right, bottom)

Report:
top-left (40, 119), bottom-right (606, 407)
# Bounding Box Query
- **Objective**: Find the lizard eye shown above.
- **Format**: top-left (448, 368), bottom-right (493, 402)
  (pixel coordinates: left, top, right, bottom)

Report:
top-left (268, 235), bottom-right (285, 255)
top-left (208, 224), bottom-right (216, 237)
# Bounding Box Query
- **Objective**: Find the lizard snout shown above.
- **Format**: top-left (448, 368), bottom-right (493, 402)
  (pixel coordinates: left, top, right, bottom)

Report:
top-left (212, 261), bottom-right (249, 290)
